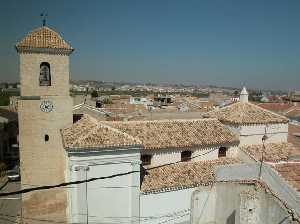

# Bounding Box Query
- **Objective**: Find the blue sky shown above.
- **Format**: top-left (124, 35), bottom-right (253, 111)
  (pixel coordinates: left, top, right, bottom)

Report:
top-left (0, 0), bottom-right (300, 90)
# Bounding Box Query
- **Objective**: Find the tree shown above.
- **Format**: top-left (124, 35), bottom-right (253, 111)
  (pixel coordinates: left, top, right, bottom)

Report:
top-left (91, 90), bottom-right (98, 98)
top-left (0, 94), bottom-right (9, 106)
top-left (103, 98), bottom-right (113, 104)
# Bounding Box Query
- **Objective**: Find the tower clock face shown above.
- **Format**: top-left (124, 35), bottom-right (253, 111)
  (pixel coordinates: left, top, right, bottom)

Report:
top-left (40, 100), bottom-right (53, 113)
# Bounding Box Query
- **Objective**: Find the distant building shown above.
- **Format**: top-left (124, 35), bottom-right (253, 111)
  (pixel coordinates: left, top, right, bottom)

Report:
top-left (154, 94), bottom-right (174, 105)
top-left (260, 95), bottom-right (270, 102)
top-left (288, 91), bottom-right (300, 102)
top-left (129, 96), bottom-right (149, 105)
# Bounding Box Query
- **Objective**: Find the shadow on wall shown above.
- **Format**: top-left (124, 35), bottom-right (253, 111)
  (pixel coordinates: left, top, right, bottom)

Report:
top-left (226, 210), bottom-right (236, 224)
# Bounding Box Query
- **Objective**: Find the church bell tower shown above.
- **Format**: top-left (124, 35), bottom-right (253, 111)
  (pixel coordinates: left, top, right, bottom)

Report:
top-left (16, 24), bottom-right (74, 222)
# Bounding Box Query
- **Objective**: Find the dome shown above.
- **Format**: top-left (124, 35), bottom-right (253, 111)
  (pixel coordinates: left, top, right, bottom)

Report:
top-left (16, 26), bottom-right (73, 54)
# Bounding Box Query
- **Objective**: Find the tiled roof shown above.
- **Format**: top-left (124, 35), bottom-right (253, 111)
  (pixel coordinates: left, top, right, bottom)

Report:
top-left (274, 162), bottom-right (300, 191)
top-left (141, 158), bottom-right (240, 192)
top-left (257, 103), bottom-right (293, 113)
top-left (16, 26), bottom-right (73, 53)
top-left (206, 102), bottom-right (289, 125)
top-left (62, 115), bottom-right (239, 150)
top-left (240, 143), bottom-right (300, 163)
top-left (104, 118), bottom-right (239, 149)
top-left (288, 124), bottom-right (300, 149)
top-left (62, 115), bottom-right (141, 149)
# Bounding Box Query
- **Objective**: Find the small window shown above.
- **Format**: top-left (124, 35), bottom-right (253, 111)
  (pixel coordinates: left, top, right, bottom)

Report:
top-left (73, 114), bottom-right (83, 123)
top-left (45, 135), bottom-right (49, 142)
top-left (218, 147), bottom-right (227, 158)
top-left (39, 62), bottom-right (51, 86)
top-left (181, 151), bottom-right (192, 162)
top-left (141, 155), bottom-right (152, 166)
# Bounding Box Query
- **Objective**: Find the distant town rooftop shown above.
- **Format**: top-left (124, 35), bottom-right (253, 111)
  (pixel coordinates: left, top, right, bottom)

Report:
top-left (274, 162), bottom-right (300, 192)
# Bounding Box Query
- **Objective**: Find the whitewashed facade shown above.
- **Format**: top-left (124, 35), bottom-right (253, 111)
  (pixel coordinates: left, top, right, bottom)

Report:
top-left (228, 123), bottom-right (288, 146)
top-left (67, 147), bottom-right (141, 224)
top-left (142, 145), bottom-right (239, 167)
top-left (141, 188), bottom-right (195, 224)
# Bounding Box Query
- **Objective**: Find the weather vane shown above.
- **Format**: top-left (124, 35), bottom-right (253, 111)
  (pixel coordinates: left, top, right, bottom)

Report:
top-left (40, 13), bottom-right (48, 26)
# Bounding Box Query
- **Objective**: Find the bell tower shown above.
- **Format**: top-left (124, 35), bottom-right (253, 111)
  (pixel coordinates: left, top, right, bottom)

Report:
top-left (16, 25), bottom-right (74, 222)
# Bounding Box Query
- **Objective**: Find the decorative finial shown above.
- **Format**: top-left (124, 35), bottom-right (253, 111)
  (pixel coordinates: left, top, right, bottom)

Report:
top-left (40, 13), bottom-right (48, 26)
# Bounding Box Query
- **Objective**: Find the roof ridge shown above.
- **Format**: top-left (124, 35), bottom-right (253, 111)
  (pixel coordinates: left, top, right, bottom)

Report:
top-left (71, 115), bottom-right (99, 147)
top-left (104, 118), bottom-right (219, 124)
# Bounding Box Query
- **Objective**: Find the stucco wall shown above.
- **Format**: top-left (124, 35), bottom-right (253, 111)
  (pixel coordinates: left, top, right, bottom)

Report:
top-left (67, 149), bottom-right (140, 224)
top-left (191, 183), bottom-right (292, 224)
top-left (228, 123), bottom-right (288, 146)
top-left (140, 188), bottom-right (195, 224)
top-left (18, 97), bottom-right (72, 223)
top-left (216, 163), bottom-right (300, 219)
top-left (20, 53), bottom-right (70, 96)
top-left (142, 145), bottom-right (237, 167)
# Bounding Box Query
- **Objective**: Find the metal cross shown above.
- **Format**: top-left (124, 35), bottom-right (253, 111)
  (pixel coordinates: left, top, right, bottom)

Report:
top-left (40, 13), bottom-right (48, 26)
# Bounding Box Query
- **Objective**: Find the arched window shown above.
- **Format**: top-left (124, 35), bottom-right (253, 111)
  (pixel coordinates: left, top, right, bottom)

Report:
top-left (39, 62), bottom-right (51, 86)
top-left (218, 147), bottom-right (227, 158)
top-left (181, 150), bottom-right (192, 162)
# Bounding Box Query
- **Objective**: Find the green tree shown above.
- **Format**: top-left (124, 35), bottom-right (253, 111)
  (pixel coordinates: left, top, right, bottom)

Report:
top-left (91, 90), bottom-right (99, 98)
top-left (0, 95), bottom-right (9, 106)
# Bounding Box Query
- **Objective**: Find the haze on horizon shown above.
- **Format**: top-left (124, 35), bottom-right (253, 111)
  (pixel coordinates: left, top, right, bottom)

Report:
top-left (0, 0), bottom-right (300, 91)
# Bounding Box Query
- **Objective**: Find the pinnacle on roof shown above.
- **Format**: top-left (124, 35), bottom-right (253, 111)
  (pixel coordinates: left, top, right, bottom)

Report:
top-left (240, 86), bottom-right (249, 103)
top-left (240, 86), bottom-right (248, 95)
top-left (15, 26), bottom-right (73, 55)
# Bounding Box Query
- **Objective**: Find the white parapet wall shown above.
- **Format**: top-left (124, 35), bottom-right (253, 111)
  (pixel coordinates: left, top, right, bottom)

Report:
top-left (67, 148), bottom-right (141, 224)
top-left (216, 163), bottom-right (300, 219)
top-left (140, 188), bottom-right (195, 224)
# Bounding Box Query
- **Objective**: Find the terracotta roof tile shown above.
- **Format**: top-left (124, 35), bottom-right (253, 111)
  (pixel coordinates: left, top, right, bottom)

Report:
top-left (240, 143), bottom-right (300, 162)
top-left (141, 158), bottom-right (240, 192)
top-left (274, 162), bottom-right (300, 191)
top-left (206, 102), bottom-right (289, 125)
top-left (62, 115), bottom-right (141, 149)
top-left (16, 26), bottom-right (73, 52)
top-left (257, 103), bottom-right (293, 112)
top-left (104, 118), bottom-right (239, 149)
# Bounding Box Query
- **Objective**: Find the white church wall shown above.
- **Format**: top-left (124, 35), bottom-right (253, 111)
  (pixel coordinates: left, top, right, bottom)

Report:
top-left (148, 149), bottom-right (181, 166)
top-left (231, 123), bottom-right (288, 146)
top-left (227, 146), bottom-right (239, 158)
top-left (67, 148), bottom-right (140, 224)
top-left (236, 148), bottom-right (257, 164)
top-left (140, 188), bottom-right (195, 224)
top-left (143, 145), bottom-right (236, 167)
top-left (191, 147), bottom-right (219, 161)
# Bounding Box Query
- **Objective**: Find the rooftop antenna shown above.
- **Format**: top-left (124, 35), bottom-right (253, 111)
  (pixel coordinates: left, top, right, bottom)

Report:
top-left (40, 13), bottom-right (47, 26)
